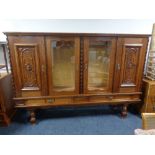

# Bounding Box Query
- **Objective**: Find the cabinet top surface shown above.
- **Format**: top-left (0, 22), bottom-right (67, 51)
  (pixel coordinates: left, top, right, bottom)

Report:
top-left (143, 78), bottom-right (155, 84)
top-left (4, 32), bottom-right (151, 37)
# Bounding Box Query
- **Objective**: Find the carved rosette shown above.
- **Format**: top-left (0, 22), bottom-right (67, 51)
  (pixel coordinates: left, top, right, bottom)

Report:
top-left (122, 46), bottom-right (140, 85)
top-left (17, 46), bottom-right (39, 88)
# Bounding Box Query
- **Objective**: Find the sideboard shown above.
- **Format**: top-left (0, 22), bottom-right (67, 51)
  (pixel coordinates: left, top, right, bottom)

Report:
top-left (5, 32), bottom-right (149, 123)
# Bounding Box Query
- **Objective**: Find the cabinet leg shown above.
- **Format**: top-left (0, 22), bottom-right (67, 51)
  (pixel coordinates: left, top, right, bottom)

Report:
top-left (121, 104), bottom-right (128, 118)
top-left (1, 114), bottom-right (10, 126)
top-left (3, 114), bottom-right (10, 126)
top-left (29, 109), bottom-right (36, 124)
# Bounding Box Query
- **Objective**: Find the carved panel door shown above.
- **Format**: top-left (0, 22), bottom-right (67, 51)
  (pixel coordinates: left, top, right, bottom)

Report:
top-left (83, 37), bottom-right (116, 94)
top-left (113, 37), bottom-right (148, 93)
top-left (8, 36), bottom-right (47, 97)
top-left (46, 37), bottom-right (80, 96)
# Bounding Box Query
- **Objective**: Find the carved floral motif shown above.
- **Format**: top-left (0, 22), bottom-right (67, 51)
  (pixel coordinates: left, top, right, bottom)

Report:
top-left (17, 46), bottom-right (38, 88)
top-left (122, 47), bottom-right (140, 84)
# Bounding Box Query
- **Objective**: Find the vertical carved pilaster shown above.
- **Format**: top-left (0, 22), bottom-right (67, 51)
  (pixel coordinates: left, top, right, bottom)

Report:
top-left (6, 38), bottom-right (16, 97)
top-left (80, 37), bottom-right (84, 94)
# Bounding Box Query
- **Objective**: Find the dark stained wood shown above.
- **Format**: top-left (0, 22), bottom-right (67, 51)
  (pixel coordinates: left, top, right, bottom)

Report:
top-left (13, 92), bottom-right (142, 100)
top-left (15, 99), bottom-right (141, 109)
top-left (79, 37), bottom-right (84, 94)
top-left (5, 32), bottom-right (149, 123)
top-left (113, 37), bottom-right (149, 93)
top-left (7, 36), bottom-right (47, 97)
top-left (0, 74), bottom-right (15, 126)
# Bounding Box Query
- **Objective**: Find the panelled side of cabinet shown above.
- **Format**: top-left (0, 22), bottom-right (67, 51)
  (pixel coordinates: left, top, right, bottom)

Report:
top-left (113, 37), bottom-right (149, 93)
top-left (7, 36), bottom-right (47, 97)
top-left (141, 79), bottom-right (155, 112)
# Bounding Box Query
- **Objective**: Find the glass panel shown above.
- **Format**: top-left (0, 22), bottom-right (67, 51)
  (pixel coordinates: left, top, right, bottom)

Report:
top-left (88, 39), bottom-right (111, 91)
top-left (51, 40), bottom-right (75, 92)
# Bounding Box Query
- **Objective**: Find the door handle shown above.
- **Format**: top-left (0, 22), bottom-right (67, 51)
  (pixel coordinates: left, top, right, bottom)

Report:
top-left (117, 64), bottom-right (120, 70)
top-left (41, 65), bottom-right (46, 72)
top-left (85, 63), bottom-right (88, 71)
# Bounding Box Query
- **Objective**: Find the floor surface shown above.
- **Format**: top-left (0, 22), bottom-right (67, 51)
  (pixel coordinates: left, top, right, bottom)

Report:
top-left (0, 105), bottom-right (141, 135)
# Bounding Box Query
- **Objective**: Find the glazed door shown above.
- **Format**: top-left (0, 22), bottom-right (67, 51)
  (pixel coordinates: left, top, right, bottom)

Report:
top-left (113, 37), bottom-right (148, 93)
top-left (83, 37), bottom-right (116, 94)
top-left (8, 36), bottom-right (47, 97)
top-left (46, 37), bottom-right (80, 96)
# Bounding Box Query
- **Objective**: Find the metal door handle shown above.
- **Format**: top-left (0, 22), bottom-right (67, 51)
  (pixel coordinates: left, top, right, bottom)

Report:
top-left (41, 65), bottom-right (46, 72)
top-left (47, 98), bottom-right (55, 103)
top-left (85, 63), bottom-right (88, 71)
top-left (108, 96), bottom-right (113, 100)
top-left (117, 64), bottom-right (120, 70)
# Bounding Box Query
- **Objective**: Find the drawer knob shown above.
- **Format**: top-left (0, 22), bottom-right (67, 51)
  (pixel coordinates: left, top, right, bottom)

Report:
top-left (108, 96), bottom-right (113, 100)
top-left (47, 99), bottom-right (55, 103)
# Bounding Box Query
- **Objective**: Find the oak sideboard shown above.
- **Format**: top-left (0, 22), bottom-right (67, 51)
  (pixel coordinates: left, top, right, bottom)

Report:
top-left (5, 32), bottom-right (149, 123)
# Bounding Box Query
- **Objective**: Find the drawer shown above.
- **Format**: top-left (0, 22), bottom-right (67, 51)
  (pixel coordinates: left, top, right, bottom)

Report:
top-left (73, 96), bottom-right (89, 103)
top-left (54, 98), bottom-right (72, 105)
top-left (15, 99), bottom-right (46, 107)
top-left (15, 98), bottom-right (73, 107)
top-left (89, 94), bottom-right (140, 103)
top-left (15, 94), bottom-right (141, 107)
top-left (90, 96), bottom-right (114, 102)
top-left (45, 98), bottom-right (73, 105)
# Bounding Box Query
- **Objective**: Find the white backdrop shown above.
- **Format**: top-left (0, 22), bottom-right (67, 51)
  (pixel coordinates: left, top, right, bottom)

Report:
top-left (0, 19), bottom-right (155, 41)
top-left (0, 19), bottom-right (154, 66)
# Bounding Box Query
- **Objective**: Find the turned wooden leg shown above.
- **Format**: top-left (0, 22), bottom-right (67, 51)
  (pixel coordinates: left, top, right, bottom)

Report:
top-left (1, 114), bottom-right (10, 126)
top-left (29, 109), bottom-right (36, 124)
top-left (121, 104), bottom-right (128, 118)
top-left (3, 114), bottom-right (10, 126)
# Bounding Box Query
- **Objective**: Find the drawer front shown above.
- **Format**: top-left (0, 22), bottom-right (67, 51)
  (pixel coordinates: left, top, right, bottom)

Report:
top-left (89, 94), bottom-right (140, 103)
top-left (15, 98), bottom-right (73, 107)
top-left (90, 96), bottom-right (114, 102)
top-left (15, 94), bottom-right (141, 107)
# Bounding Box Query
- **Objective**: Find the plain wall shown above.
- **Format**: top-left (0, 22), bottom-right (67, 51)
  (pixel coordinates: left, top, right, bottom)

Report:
top-left (0, 19), bottom-right (154, 64)
top-left (0, 19), bottom-right (155, 41)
